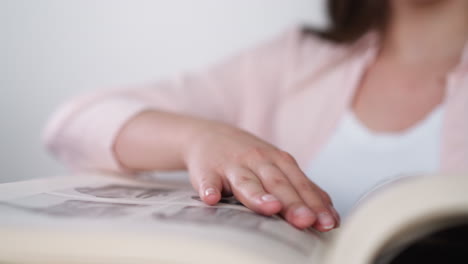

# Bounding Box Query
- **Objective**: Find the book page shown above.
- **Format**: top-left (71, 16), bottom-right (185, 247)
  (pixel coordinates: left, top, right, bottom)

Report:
top-left (0, 173), bottom-right (326, 264)
top-left (322, 173), bottom-right (468, 264)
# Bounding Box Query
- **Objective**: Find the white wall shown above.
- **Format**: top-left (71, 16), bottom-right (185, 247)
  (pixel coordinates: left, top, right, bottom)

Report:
top-left (0, 0), bottom-right (327, 183)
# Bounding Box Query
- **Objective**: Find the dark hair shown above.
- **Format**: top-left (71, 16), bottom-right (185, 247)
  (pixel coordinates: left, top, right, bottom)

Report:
top-left (305, 0), bottom-right (388, 43)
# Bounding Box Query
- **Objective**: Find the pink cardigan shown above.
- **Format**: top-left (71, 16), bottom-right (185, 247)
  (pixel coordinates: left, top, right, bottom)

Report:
top-left (43, 27), bottom-right (468, 173)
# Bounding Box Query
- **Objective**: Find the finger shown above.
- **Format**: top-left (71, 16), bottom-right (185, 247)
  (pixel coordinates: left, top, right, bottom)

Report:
top-left (294, 181), bottom-right (336, 232)
top-left (225, 166), bottom-right (282, 216)
top-left (315, 189), bottom-right (340, 227)
top-left (190, 169), bottom-right (222, 206)
top-left (275, 155), bottom-right (337, 231)
top-left (220, 178), bottom-right (234, 197)
top-left (329, 205), bottom-right (341, 227)
top-left (253, 163), bottom-right (317, 229)
top-left (319, 188), bottom-right (333, 206)
top-left (320, 191), bottom-right (341, 227)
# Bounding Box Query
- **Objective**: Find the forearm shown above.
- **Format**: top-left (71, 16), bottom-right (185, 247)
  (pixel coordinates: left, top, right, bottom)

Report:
top-left (114, 110), bottom-right (212, 171)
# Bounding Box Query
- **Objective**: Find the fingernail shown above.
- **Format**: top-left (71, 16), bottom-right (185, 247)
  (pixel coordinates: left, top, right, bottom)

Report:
top-left (204, 188), bottom-right (217, 197)
top-left (260, 194), bottom-right (278, 202)
top-left (318, 213), bottom-right (335, 230)
top-left (294, 206), bottom-right (314, 218)
top-left (331, 207), bottom-right (341, 223)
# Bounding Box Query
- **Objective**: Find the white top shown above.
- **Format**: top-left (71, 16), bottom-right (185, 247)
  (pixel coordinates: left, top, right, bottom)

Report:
top-left (306, 107), bottom-right (443, 218)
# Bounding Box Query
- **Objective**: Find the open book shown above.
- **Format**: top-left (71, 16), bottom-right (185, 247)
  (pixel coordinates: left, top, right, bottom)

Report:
top-left (0, 172), bottom-right (467, 264)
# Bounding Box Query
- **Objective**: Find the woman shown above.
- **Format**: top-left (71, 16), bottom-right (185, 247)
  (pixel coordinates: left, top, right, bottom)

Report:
top-left (44, 0), bottom-right (468, 232)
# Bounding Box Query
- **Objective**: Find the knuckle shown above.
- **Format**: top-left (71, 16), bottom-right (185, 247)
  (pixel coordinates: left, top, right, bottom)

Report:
top-left (277, 150), bottom-right (297, 164)
top-left (320, 191), bottom-right (333, 205)
top-left (297, 181), bottom-right (315, 193)
top-left (232, 174), bottom-right (253, 188)
top-left (268, 175), bottom-right (289, 187)
top-left (237, 147), bottom-right (269, 163)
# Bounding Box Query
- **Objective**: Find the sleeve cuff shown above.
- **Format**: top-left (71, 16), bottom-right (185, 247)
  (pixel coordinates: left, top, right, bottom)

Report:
top-left (44, 97), bottom-right (152, 173)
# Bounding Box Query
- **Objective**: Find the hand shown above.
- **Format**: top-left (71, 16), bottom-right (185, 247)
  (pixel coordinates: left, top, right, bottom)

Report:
top-left (115, 111), bottom-right (340, 231)
top-left (183, 122), bottom-right (340, 231)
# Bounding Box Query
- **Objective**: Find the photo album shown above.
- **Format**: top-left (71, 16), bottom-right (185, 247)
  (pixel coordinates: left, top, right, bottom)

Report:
top-left (0, 172), bottom-right (467, 264)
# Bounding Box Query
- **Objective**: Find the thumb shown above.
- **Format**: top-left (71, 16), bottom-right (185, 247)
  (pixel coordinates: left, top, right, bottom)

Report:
top-left (190, 169), bottom-right (223, 206)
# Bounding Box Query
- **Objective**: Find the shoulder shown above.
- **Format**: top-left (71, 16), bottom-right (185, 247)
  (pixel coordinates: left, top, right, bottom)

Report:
top-left (250, 25), bottom-right (346, 62)
top-left (283, 26), bottom-right (348, 70)
top-left (267, 26), bottom-right (379, 94)
top-left (286, 25), bottom-right (377, 71)
top-left (258, 26), bottom-right (360, 92)
top-left (220, 25), bottom-right (368, 77)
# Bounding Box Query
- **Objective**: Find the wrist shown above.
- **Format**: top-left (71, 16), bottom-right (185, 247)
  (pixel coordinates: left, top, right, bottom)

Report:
top-left (180, 118), bottom-right (234, 165)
